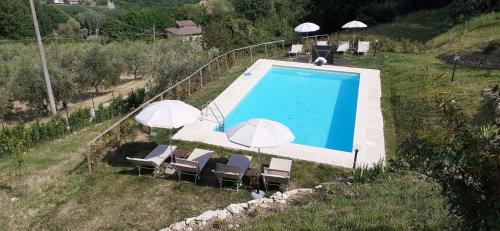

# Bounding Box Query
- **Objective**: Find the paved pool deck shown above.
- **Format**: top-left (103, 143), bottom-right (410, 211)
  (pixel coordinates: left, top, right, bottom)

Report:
top-left (173, 59), bottom-right (385, 168)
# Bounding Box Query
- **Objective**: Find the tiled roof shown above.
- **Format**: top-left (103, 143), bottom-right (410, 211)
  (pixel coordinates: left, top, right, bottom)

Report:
top-left (176, 20), bottom-right (197, 27)
top-left (165, 25), bottom-right (203, 36)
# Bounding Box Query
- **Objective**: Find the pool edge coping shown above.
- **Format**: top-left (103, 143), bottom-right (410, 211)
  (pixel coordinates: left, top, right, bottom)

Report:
top-left (173, 59), bottom-right (385, 168)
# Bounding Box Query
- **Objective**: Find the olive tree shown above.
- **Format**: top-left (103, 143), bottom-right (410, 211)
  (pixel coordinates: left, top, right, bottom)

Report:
top-left (150, 39), bottom-right (215, 93)
top-left (76, 44), bottom-right (121, 93)
top-left (120, 41), bottom-right (151, 79)
top-left (9, 60), bottom-right (48, 114)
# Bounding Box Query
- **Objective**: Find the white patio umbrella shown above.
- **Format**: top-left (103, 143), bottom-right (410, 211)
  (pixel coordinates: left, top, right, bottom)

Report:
top-left (295, 22), bottom-right (320, 50)
top-left (294, 22), bottom-right (320, 34)
top-left (341, 20), bottom-right (368, 29)
top-left (226, 118), bottom-right (295, 195)
top-left (342, 20), bottom-right (368, 45)
top-left (135, 100), bottom-right (201, 151)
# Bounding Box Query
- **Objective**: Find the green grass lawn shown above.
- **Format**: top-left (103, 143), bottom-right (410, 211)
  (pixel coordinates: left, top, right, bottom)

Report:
top-left (366, 8), bottom-right (451, 42)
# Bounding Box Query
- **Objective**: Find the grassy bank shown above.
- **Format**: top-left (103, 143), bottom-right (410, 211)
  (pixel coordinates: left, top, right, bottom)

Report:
top-left (241, 173), bottom-right (455, 230)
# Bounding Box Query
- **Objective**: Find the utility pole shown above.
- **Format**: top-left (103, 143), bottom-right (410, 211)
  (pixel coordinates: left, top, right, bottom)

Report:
top-left (29, 0), bottom-right (57, 115)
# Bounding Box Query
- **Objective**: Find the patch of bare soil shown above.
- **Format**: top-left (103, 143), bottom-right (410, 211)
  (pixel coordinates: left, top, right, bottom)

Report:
top-left (439, 41), bottom-right (500, 70)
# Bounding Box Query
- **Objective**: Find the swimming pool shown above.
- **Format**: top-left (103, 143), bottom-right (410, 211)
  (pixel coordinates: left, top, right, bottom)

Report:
top-left (222, 66), bottom-right (360, 152)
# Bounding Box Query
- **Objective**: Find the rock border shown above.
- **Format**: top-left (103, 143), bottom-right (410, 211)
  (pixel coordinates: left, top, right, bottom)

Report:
top-left (160, 186), bottom-right (320, 231)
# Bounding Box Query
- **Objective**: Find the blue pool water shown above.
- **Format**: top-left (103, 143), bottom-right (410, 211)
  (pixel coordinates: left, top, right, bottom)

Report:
top-left (223, 66), bottom-right (360, 152)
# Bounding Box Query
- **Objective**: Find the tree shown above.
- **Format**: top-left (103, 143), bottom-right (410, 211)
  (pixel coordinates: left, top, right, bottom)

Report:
top-left (0, 0), bottom-right (32, 39)
top-left (47, 43), bottom-right (80, 105)
top-left (398, 101), bottom-right (500, 229)
top-left (75, 10), bottom-right (105, 36)
top-left (76, 44), bottom-right (121, 93)
top-left (231, 0), bottom-right (274, 21)
top-left (9, 59), bottom-right (48, 113)
top-left (120, 41), bottom-right (150, 79)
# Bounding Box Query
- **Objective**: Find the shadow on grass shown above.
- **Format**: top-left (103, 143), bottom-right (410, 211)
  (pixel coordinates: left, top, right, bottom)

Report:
top-left (104, 142), bottom-right (158, 167)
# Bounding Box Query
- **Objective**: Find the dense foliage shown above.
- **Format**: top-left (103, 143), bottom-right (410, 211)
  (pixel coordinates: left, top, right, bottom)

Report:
top-left (391, 94), bottom-right (500, 229)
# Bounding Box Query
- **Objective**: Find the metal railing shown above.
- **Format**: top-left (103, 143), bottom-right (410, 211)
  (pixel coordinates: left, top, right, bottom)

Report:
top-left (85, 40), bottom-right (285, 174)
top-left (201, 100), bottom-right (225, 131)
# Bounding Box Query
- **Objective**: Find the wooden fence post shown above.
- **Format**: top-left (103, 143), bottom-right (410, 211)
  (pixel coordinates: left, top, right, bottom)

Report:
top-left (216, 57), bottom-right (221, 76)
top-left (199, 70), bottom-right (203, 88)
top-left (176, 81), bottom-right (181, 99)
top-left (188, 77), bottom-right (191, 96)
top-left (208, 63), bottom-right (213, 81)
top-left (116, 123), bottom-right (121, 144)
top-left (282, 41), bottom-right (285, 53)
top-left (232, 50), bottom-right (236, 63)
top-left (250, 47), bottom-right (253, 63)
top-left (224, 53), bottom-right (229, 71)
top-left (265, 44), bottom-right (268, 58)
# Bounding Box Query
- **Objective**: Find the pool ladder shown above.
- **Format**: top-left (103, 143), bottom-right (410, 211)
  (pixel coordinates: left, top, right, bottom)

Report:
top-left (201, 101), bottom-right (225, 132)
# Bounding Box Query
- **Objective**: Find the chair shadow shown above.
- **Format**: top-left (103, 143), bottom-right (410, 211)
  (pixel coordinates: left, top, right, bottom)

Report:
top-left (104, 142), bottom-right (158, 167)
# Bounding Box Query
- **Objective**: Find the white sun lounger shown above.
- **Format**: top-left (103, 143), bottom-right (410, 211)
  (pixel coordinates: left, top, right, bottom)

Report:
top-left (262, 158), bottom-right (292, 191)
top-left (316, 41), bottom-right (328, 46)
top-left (170, 148), bottom-right (214, 184)
top-left (336, 41), bottom-right (350, 54)
top-left (126, 145), bottom-right (177, 177)
top-left (288, 44), bottom-right (303, 57)
top-left (357, 41), bottom-right (370, 55)
top-left (212, 154), bottom-right (252, 192)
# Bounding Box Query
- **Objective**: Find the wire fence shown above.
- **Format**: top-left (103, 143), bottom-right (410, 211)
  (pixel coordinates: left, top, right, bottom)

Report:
top-left (84, 39), bottom-right (285, 174)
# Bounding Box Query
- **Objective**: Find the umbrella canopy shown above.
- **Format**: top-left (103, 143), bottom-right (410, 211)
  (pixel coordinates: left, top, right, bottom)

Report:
top-left (226, 118), bottom-right (295, 149)
top-left (342, 20), bottom-right (368, 29)
top-left (135, 100), bottom-right (201, 129)
top-left (294, 22), bottom-right (320, 33)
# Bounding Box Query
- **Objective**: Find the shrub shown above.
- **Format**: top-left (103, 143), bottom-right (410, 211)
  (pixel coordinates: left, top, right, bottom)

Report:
top-left (353, 160), bottom-right (386, 183)
top-left (397, 100), bottom-right (500, 229)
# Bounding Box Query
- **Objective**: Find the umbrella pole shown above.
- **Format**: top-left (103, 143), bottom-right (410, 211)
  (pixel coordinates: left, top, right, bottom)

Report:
top-left (257, 148), bottom-right (261, 194)
top-left (169, 129), bottom-right (174, 163)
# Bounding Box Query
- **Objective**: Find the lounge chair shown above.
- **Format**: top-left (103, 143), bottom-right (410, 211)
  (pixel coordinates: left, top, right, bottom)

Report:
top-left (126, 145), bottom-right (177, 177)
top-left (336, 41), bottom-right (349, 54)
top-left (262, 158), bottom-right (292, 191)
top-left (316, 41), bottom-right (328, 46)
top-left (212, 154), bottom-right (252, 192)
top-left (170, 148), bottom-right (214, 184)
top-left (357, 41), bottom-right (370, 55)
top-left (288, 44), bottom-right (303, 57)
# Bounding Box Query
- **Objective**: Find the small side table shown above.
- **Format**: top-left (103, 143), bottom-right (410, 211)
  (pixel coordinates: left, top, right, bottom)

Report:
top-left (244, 168), bottom-right (261, 189)
top-left (172, 149), bottom-right (190, 160)
top-left (164, 149), bottom-right (191, 176)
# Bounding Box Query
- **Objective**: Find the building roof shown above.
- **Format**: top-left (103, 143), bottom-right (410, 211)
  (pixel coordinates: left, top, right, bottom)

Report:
top-left (176, 20), bottom-right (197, 27)
top-left (165, 25), bottom-right (203, 36)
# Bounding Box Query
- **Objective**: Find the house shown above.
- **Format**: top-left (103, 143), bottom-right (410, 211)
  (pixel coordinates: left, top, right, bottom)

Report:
top-left (165, 20), bottom-right (203, 40)
top-left (53, 0), bottom-right (64, 4)
top-left (68, 0), bottom-right (79, 5)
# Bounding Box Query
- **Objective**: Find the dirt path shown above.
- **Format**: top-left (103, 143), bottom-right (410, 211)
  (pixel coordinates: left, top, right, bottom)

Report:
top-left (67, 76), bottom-right (149, 112)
